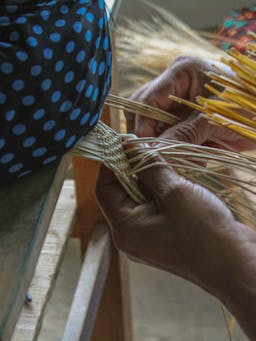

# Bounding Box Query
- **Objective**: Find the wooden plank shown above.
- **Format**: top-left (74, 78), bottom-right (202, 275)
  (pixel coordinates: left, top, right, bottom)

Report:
top-left (12, 180), bottom-right (76, 341)
top-left (71, 107), bottom-right (111, 254)
top-left (105, 0), bottom-right (122, 26)
top-left (91, 250), bottom-right (132, 341)
top-left (71, 2), bottom-right (132, 338)
top-left (72, 114), bottom-right (131, 341)
top-left (0, 155), bottom-right (71, 341)
top-left (119, 253), bottom-right (133, 341)
top-left (72, 157), bottom-right (105, 255)
top-left (63, 224), bottom-right (112, 341)
top-left (109, 32), bottom-right (127, 134)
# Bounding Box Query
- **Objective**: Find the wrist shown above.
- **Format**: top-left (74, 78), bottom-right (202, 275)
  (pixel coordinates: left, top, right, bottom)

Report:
top-left (215, 222), bottom-right (256, 339)
top-left (201, 221), bottom-right (256, 292)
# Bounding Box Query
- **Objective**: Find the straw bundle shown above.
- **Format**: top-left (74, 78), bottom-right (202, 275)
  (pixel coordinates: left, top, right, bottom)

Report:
top-left (116, 1), bottom-right (256, 142)
top-left (117, 2), bottom-right (224, 93)
top-left (170, 41), bottom-right (256, 143)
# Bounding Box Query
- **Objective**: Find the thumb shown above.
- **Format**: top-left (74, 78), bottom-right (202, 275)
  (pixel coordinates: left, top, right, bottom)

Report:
top-left (137, 164), bottom-right (184, 206)
top-left (135, 116), bottom-right (158, 137)
top-left (159, 114), bottom-right (216, 145)
top-left (96, 166), bottom-right (137, 225)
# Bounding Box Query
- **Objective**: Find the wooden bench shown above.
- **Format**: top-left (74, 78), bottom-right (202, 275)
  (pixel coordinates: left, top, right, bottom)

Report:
top-left (0, 1), bottom-right (132, 339)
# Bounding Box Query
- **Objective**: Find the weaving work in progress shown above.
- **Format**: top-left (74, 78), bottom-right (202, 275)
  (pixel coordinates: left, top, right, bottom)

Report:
top-left (73, 112), bottom-right (256, 228)
top-left (72, 6), bottom-right (256, 339)
top-left (73, 5), bottom-right (256, 229)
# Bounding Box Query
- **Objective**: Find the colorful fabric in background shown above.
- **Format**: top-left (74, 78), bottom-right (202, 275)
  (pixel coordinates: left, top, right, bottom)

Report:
top-left (0, 0), bottom-right (112, 184)
top-left (216, 4), bottom-right (256, 53)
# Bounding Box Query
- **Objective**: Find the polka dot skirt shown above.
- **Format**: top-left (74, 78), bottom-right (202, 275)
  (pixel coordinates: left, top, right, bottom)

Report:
top-left (0, 0), bottom-right (112, 184)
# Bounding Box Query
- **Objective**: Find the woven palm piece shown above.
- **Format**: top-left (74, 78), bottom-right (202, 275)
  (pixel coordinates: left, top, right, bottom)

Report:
top-left (73, 120), bottom-right (256, 228)
top-left (72, 120), bottom-right (145, 203)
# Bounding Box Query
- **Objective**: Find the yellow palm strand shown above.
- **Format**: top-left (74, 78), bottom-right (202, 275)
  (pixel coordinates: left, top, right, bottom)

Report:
top-left (221, 58), bottom-right (256, 86)
top-left (228, 48), bottom-right (256, 72)
top-left (207, 114), bottom-right (256, 142)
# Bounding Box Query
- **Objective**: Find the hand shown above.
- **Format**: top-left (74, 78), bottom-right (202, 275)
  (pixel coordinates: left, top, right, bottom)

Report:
top-left (96, 163), bottom-right (256, 340)
top-left (96, 162), bottom-right (244, 292)
top-left (128, 56), bottom-right (255, 150)
top-left (126, 56), bottom-right (214, 136)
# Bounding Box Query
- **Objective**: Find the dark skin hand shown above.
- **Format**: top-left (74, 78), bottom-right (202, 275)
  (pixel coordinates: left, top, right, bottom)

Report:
top-left (127, 56), bottom-right (255, 151)
top-left (96, 163), bottom-right (256, 340)
top-left (97, 55), bottom-right (256, 339)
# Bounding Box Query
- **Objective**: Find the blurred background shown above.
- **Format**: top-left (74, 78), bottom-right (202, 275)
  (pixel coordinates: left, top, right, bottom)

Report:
top-left (119, 0), bottom-right (251, 29)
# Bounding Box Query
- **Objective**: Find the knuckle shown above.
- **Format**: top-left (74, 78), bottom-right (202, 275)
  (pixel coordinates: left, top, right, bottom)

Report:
top-left (173, 117), bottom-right (210, 144)
top-left (174, 124), bottom-right (199, 144)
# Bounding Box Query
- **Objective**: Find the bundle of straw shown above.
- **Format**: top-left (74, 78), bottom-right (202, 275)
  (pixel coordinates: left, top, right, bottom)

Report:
top-left (117, 1), bottom-right (256, 143)
top-left (170, 40), bottom-right (256, 143)
top-left (117, 2), bottom-right (224, 93)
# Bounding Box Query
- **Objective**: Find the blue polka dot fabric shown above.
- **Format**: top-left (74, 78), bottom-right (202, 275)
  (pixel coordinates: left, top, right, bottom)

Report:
top-left (0, 0), bottom-right (112, 184)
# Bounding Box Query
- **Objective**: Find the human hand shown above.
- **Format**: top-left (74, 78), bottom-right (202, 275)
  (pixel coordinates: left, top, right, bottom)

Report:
top-left (96, 159), bottom-right (253, 292)
top-left (128, 56), bottom-right (255, 150)
top-left (126, 56), bottom-right (214, 136)
top-left (96, 161), bottom-right (256, 340)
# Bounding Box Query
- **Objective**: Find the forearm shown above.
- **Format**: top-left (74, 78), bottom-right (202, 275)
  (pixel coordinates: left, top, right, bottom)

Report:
top-left (211, 222), bottom-right (256, 340)
top-left (224, 223), bottom-right (256, 340)
top-left (227, 280), bottom-right (256, 340)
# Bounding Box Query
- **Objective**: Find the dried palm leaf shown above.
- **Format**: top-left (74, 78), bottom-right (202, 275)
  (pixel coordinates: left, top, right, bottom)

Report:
top-left (72, 120), bottom-right (256, 229)
top-left (117, 2), bottom-right (224, 91)
top-left (170, 43), bottom-right (256, 143)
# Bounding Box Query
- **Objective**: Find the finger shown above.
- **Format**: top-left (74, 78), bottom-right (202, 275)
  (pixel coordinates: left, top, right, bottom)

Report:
top-left (160, 113), bottom-right (256, 151)
top-left (135, 116), bottom-right (158, 137)
top-left (159, 114), bottom-right (216, 145)
top-left (125, 82), bottom-right (153, 134)
top-left (137, 164), bottom-right (183, 206)
top-left (96, 165), bottom-right (137, 224)
top-left (225, 139), bottom-right (256, 151)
